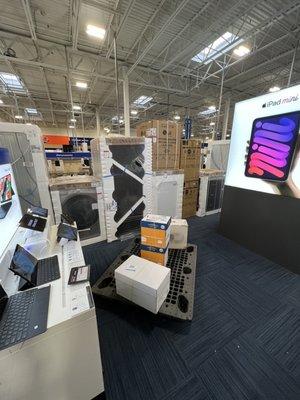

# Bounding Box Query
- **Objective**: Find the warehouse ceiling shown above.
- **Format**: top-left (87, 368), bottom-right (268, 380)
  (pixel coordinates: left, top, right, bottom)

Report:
top-left (0, 0), bottom-right (299, 136)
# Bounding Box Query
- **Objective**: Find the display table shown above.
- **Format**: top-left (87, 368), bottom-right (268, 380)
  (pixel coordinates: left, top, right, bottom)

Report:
top-left (0, 223), bottom-right (104, 400)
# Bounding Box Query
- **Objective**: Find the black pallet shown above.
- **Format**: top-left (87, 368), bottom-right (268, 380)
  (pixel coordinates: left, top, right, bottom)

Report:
top-left (92, 238), bottom-right (197, 320)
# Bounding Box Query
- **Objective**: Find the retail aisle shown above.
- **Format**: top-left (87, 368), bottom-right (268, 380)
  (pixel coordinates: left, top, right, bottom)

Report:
top-left (84, 214), bottom-right (300, 400)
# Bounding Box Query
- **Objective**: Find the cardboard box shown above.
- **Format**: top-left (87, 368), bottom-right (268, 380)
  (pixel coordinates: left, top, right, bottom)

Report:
top-left (141, 214), bottom-right (171, 249)
top-left (182, 204), bottom-right (197, 218)
top-left (115, 255), bottom-right (170, 313)
top-left (182, 180), bottom-right (198, 218)
top-left (153, 154), bottom-right (180, 170)
top-left (180, 139), bottom-right (201, 181)
top-left (141, 245), bottom-right (169, 266)
top-left (169, 219), bottom-right (188, 249)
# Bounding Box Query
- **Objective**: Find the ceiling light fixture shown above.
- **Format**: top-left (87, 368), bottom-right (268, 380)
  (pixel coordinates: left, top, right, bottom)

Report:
top-left (76, 81), bottom-right (87, 89)
top-left (174, 114), bottom-right (180, 121)
top-left (209, 121), bottom-right (215, 126)
top-left (69, 125), bottom-right (75, 129)
top-left (0, 99), bottom-right (3, 105)
top-left (86, 24), bottom-right (106, 40)
top-left (131, 110), bottom-right (138, 116)
top-left (233, 45), bottom-right (250, 57)
top-left (269, 86), bottom-right (280, 93)
top-left (15, 115), bottom-right (23, 119)
top-left (73, 105), bottom-right (81, 110)
top-left (70, 118), bottom-right (76, 122)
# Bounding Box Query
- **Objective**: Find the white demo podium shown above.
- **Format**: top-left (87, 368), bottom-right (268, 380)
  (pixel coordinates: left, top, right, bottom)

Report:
top-left (0, 221), bottom-right (104, 400)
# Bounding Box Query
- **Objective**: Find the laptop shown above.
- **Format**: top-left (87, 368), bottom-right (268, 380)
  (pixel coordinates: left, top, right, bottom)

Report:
top-left (0, 173), bottom-right (13, 219)
top-left (0, 283), bottom-right (50, 351)
top-left (57, 222), bottom-right (78, 242)
top-left (9, 245), bottom-right (60, 288)
top-left (19, 213), bottom-right (47, 232)
top-left (27, 206), bottom-right (48, 218)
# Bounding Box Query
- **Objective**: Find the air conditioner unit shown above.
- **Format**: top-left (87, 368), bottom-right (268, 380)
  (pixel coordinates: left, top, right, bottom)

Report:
top-left (197, 170), bottom-right (225, 217)
top-left (50, 175), bottom-right (106, 246)
top-left (91, 137), bottom-right (152, 242)
top-left (0, 123), bottom-right (53, 223)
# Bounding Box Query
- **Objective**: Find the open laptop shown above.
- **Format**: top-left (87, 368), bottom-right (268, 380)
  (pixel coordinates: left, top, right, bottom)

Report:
top-left (0, 283), bottom-right (50, 351)
top-left (0, 173), bottom-right (13, 219)
top-left (9, 245), bottom-right (60, 288)
top-left (27, 206), bottom-right (48, 219)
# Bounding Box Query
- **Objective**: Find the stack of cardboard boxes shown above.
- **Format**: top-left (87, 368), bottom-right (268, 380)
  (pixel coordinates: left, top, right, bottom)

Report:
top-left (136, 120), bottom-right (181, 170)
top-left (179, 139), bottom-right (201, 218)
top-left (140, 214), bottom-right (171, 266)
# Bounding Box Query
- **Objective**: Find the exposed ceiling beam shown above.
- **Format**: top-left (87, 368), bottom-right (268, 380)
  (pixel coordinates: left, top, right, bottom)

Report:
top-left (106, 0), bottom-right (136, 59)
top-left (82, 0), bottom-right (120, 15)
top-left (127, 0), bottom-right (191, 75)
top-left (72, 0), bottom-right (82, 50)
top-left (125, 0), bottom-right (167, 61)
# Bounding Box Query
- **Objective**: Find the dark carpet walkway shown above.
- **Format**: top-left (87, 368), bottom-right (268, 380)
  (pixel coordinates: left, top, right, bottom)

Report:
top-left (83, 214), bottom-right (300, 400)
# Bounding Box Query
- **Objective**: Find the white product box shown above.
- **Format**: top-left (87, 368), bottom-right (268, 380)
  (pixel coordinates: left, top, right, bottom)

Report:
top-left (115, 255), bottom-right (170, 314)
top-left (169, 219), bottom-right (188, 249)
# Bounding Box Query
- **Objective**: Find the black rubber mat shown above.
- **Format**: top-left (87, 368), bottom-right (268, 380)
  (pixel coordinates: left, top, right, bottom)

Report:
top-left (92, 238), bottom-right (197, 320)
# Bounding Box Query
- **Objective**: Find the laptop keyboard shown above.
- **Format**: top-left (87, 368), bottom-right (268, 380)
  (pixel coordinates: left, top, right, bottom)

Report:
top-left (0, 290), bottom-right (36, 349)
top-left (37, 255), bottom-right (60, 285)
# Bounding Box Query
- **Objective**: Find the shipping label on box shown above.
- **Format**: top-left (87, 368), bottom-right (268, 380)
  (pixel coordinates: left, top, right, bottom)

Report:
top-left (141, 214), bottom-right (171, 230)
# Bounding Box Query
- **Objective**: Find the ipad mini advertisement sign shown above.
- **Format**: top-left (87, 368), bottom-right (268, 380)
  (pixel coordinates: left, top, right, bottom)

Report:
top-left (0, 149), bottom-right (22, 256)
top-left (226, 85), bottom-right (300, 198)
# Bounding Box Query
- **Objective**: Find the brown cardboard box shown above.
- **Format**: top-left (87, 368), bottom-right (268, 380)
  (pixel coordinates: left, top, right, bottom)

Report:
top-left (152, 138), bottom-right (179, 155)
top-left (153, 154), bottom-right (180, 170)
top-left (146, 120), bottom-right (181, 141)
top-left (180, 139), bottom-right (201, 182)
top-left (182, 180), bottom-right (199, 218)
top-left (136, 120), bottom-right (182, 171)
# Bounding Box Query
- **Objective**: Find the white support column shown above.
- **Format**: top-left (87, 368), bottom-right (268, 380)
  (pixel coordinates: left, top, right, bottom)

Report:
top-left (122, 66), bottom-right (130, 137)
top-left (96, 109), bottom-right (101, 137)
top-left (222, 97), bottom-right (231, 140)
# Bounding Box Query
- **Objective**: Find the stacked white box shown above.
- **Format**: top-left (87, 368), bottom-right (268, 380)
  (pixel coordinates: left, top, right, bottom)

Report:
top-left (115, 255), bottom-right (170, 314)
top-left (91, 137), bottom-right (153, 242)
top-left (152, 170), bottom-right (184, 218)
top-left (169, 219), bottom-right (188, 249)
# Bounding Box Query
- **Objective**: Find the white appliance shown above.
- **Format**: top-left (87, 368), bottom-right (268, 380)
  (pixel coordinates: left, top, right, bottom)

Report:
top-left (152, 170), bottom-right (184, 218)
top-left (91, 137), bottom-right (152, 242)
top-left (206, 140), bottom-right (230, 171)
top-left (197, 170), bottom-right (225, 217)
top-left (50, 175), bottom-right (106, 246)
top-left (0, 123), bottom-right (53, 222)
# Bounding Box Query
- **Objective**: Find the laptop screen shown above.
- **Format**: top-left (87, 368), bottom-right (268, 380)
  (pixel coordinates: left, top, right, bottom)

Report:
top-left (27, 206), bottom-right (48, 218)
top-left (0, 173), bottom-right (12, 205)
top-left (10, 245), bottom-right (37, 282)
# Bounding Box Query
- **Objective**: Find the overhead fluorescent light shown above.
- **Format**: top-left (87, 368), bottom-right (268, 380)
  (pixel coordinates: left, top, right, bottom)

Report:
top-left (199, 106), bottom-right (217, 116)
top-left (25, 107), bottom-right (38, 115)
top-left (76, 81), bottom-right (87, 89)
top-left (70, 118), bottom-right (76, 122)
top-left (0, 72), bottom-right (26, 93)
top-left (0, 99), bottom-right (3, 105)
top-left (131, 110), bottom-right (138, 116)
top-left (174, 114), bottom-right (180, 121)
top-left (86, 24), bottom-right (106, 40)
top-left (73, 105), bottom-right (81, 110)
top-left (192, 32), bottom-right (242, 64)
top-left (209, 121), bottom-right (215, 126)
top-left (15, 115), bottom-right (23, 119)
top-left (133, 95), bottom-right (153, 108)
top-left (26, 123), bottom-right (32, 125)
top-left (233, 45), bottom-right (250, 57)
top-left (69, 125), bottom-right (75, 129)
top-left (269, 86), bottom-right (280, 93)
